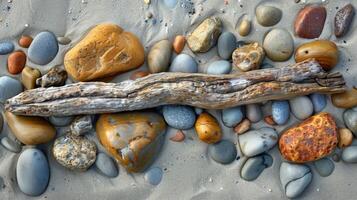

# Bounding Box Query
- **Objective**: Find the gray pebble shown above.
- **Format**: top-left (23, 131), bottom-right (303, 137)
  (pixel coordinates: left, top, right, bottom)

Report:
top-left (342, 146), bottom-right (357, 163)
top-left (239, 127), bottom-right (278, 157)
top-left (194, 107), bottom-right (203, 115)
top-left (217, 32), bottom-right (236, 59)
top-left (256, 5), bottom-right (282, 27)
top-left (163, 105), bottom-right (196, 130)
top-left (206, 60), bottom-right (231, 74)
top-left (309, 93), bottom-right (327, 113)
top-left (95, 153), bottom-right (119, 178)
top-left (0, 41), bottom-right (14, 55)
top-left (145, 167), bottom-right (163, 185)
top-left (0, 76), bottom-right (23, 103)
top-left (240, 153), bottom-right (272, 181)
top-left (48, 116), bottom-right (74, 127)
top-left (222, 106), bottom-right (244, 127)
top-left (1, 137), bottom-right (22, 153)
top-left (289, 96), bottom-right (313, 120)
top-left (313, 158), bottom-right (334, 177)
top-left (28, 31), bottom-right (58, 65)
top-left (208, 140), bottom-right (237, 164)
top-left (246, 104), bottom-right (263, 123)
top-left (263, 28), bottom-right (294, 61)
top-left (169, 54), bottom-right (198, 73)
top-left (57, 36), bottom-right (71, 45)
top-left (343, 107), bottom-right (357, 136)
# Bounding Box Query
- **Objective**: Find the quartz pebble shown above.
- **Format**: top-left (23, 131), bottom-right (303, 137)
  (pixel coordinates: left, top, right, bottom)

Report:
top-left (21, 66), bottom-right (41, 90)
top-left (255, 5), bottom-right (282, 27)
top-left (272, 100), bottom-right (290, 125)
top-left (148, 40), bottom-right (172, 73)
top-left (217, 32), bottom-right (236, 59)
top-left (222, 106), bottom-right (244, 127)
top-left (18, 35), bottom-right (33, 48)
top-left (313, 158), bottom-right (334, 177)
top-left (95, 153), bottom-right (119, 178)
top-left (263, 28), bottom-right (294, 61)
top-left (173, 35), bottom-right (185, 54)
top-left (28, 31), bottom-right (59, 65)
top-left (309, 93), bottom-right (327, 113)
top-left (338, 128), bottom-right (353, 148)
top-left (48, 116), bottom-right (74, 127)
top-left (238, 19), bottom-right (251, 36)
top-left (195, 112), bottom-right (222, 144)
top-left (232, 42), bottom-right (265, 72)
top-left (36, 66), bottom-right (67, 87)
top-left (1, 136), bottom-right (21, 153)
top-left (208, 140), bottom-right (237, 164)
top-left (343, 107), bottom-right (357, 136)
top-left (163, 105), bottom-right (196, 130)
top-left (57, 36), bottom-right (71, 45)
top-left (234, 119), bottom-right (251, 135)
top-left (206, 60), bottom-right (231, 74)
top-left (0, 41), bottom-right (14, 55)
top-left (332, 88), bottom-right (357, 109)
top-left (145, 167), bottom-right (163, 185)
top-left (294, 5), bottom-right (326, 39)
top-left (246, 104), bottom-right (262, 123)
top-left (70, 115), bottom-right (93, 136)
top-left (170, 54), bottom-right (198, 73)
top-left (170, 130), bottom-right (185, 142)
top-left (289, 96), bottom-right (313, 120)
top-left (0, 76), bottom-right (23, 102)
top-left (342, 146), bottom-right (357, 163)
top-left (7, 51), bottom-right (26, 74)
top-left (239, 127), bottom-right (278, 157)
top-left (241, 153), bottom-right (273, 181)
top-left (335, 4), bottom-right (355, 38)
top-left (17, 148), bottom-right (50, 196)
top-left (130, 71), bottom-right (150, 80)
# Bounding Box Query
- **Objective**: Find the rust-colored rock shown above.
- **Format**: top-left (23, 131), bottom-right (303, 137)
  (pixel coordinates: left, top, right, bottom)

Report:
top-left (264, 116), bottom-right (276, 126)
top-left (7, 51), bottom-right (26, 74)
top-left (173, 35), bottom-right (186, 54)
top-left (331, 87), bottom-right (357, 108)
top-left (335, 4), bottom-right (355, 38)
top-left (279, 112), bottom-right (338, 163)
top-left (195, 112), bottom-right (222, 144)
top-left (130, 71), bottom-right (150, 80)
top-left (18, 35), bottom-right (33, 48)
top-left (294, 5), bottom-right (327, 39)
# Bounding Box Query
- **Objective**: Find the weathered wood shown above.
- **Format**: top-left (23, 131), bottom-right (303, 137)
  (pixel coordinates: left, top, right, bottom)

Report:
top-left (5, 60), bottom-right (346, 116)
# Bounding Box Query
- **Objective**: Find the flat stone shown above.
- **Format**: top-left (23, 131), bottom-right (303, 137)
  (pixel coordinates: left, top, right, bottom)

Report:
top-left (70, 115), bottom-right (93, 136)
top-left (239, 127), bottom-right (278, 157)
top-left (332, 87), bottom-right (357, 109)
top-left (18, 35), bottom-right (33, 48)
top-left (234, 119), bottom-right (251, 135)
top-left (0, 76), bottom-right (23, 102)
top-left (338, 128), bottom-right (353, 148)
top-left (313, 158), bottom-right (334, 177)
top-left (57, 36), bottom-right (71, 45)
top-left (1, 137), bottom-right (22, 153)
top-left (95, 153), bottom-right (119, 178)
top-left (217, 32), bottom-right (236, 59)
top-left (0, 41), bottom-right (14, 55)
top-left (335, 4), bottom-right (355, 37)
top-left (241, 153), bottom-right (273, 181)
top-left (28, 31), bottom-right (58, 65)
top-left (294, 5), bottom-right (327, 39)
top-left (238, 19), bottom-right (251, 36)
top-left (163, 105), bottom-right (196, 130)
top-left (173, 35), bottom-right (185, 54)
top-left (208, 140), bottom-right (237, 164)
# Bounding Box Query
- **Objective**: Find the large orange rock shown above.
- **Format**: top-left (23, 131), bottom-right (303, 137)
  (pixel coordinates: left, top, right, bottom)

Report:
top-left (279, 112), bottom-right (338, 163)
top-left (64, 24), bottom-right (145, 81)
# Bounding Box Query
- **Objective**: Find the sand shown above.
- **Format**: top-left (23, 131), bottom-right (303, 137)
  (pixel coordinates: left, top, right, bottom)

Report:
top-left (0, 0), bottom-right (356, 199)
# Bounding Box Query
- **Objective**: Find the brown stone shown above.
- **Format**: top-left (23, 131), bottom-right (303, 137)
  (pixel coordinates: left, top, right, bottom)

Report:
top-left (294, 5), bottom-right (327, 39)
top-left (338, 128), bottom-right (353, 148)
top-left (335, 4), bottom-right (355, 38)
top-left (130, 71), bottom-right (150, 80)
top-left (4, 111), bottom-right (56, 145)
top-left (331, 87), bottom-right (357, 108)
top-left (279, 112), bottom-right (338, 163)
top-left (195, 112), bottom-right (222, 144)
top-left (170, 130), bottom-right (186, 142)
top-left (234, 119), bottom-right (251, 135)
top-left (7, 51), bottom-right (26, 75)
top-left (264, 115), bottom-right (276, 126)
top-left (21, 66), bottom-right (41, 90)
top-left (232, 42), bottom-right (265, 72)
top-left (64, 24), bottom-right (145, 81)
top-left (18, 35), bottom-right (33, 48)
top-left (36, 66), bottom-right (67, 87)
top-left (173, 35), bottom-right (186, 54)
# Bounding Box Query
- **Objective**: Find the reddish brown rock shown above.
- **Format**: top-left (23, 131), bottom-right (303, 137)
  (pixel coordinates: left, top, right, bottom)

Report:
top-left (294, 5), bottom-right (327, 39)
top-left (335, 4), bottom-right (355, 38)
top-left (7, 51), bottom-right (27, 74)
top-left (18, 35), bottom-right (33, 48)
top-left (264, 116), bottom-right (276, 126)
top-left (173, 35), bottom-right (186, 54)
top-left (170, 130), bottom-right (186, 142)
top-left (279, 112), bottom-right (338, 163)
top-left (130, 71), bottom-right (150, 80)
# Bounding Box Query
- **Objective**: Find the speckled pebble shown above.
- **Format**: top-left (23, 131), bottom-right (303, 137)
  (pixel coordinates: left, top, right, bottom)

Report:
top-left (342, 146), bottom-right (357, 163)
top-left (208, 140), bottom-right (237, 164)
top-left (0, 41), bottom-right (14, 55)
top-left (239, 127), bottom-right (278, 157)
top-left (309, 93), bottom-right (327, 113)
top-left (145, 167), bottom-right (163, 185)
top-left (28, 31), bottom-right (58, 65)
top-left (0, 76), bottom-right (23, 103)
top-left (246, 104), bottom-right (262, 123)
top-left (240, 153), bottom-right (273, 181)
top-left (206, 60), bottom-right (231, 74)
top-left (169, 54), bottom-right (198, 73)
top-left (48, 116), bottom-right (74, 127)
top-left (289, 96), bottom-right (313, 120)
top-left (272, 100), bottom-right (290, 125)
top-left (163, 105), bottom-right (196, 130)
top-left (222, 106), bottom-right (244, 127)
top-left (95, 153), bottom-right (119, 178)
top-left (313, 158), bottom-right (334, 177)
top-left (1, 137), bottom-right (22, 153)
top-left (217, 32), bottom-right (236, 59)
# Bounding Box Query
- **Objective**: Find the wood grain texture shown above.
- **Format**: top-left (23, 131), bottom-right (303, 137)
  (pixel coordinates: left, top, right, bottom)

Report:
top-left (5, 60), bottom-right (346, 116)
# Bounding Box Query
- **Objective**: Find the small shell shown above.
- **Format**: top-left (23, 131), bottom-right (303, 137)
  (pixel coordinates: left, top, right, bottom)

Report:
top-left (195, 112), bottom-right (222, 144)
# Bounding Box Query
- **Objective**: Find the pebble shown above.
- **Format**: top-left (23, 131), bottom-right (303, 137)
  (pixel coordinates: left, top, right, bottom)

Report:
top-left (238, 19), bottom-right (251, 36)
top-left (170, 130), bottom-right (185, 142)
top-left (21, 66), bottom-right (41, 90)
top-left (335, 4), bottom-right (355, 38)
top-left (246, 104), bottom-right (263, 123)
top-left (239, 127), bottom-right (278, 157)
top-left (70, 115), bottom-right (93, 136)
top-left (163, 105), bottom-right (196, 130)
top-left (309, 93), bottom-right (327, 113)
top-left (0, 41), bottom-right (14, 54)
top-left (148, 40), bottom-right (172, 73)
top-left (163, 0), bottom-right (177, 9)
top-left (294, 5), bottom-right (326, 39)
top-left (206, 60), bottom-right (231, 74)
top-left (234, 119), bottom-right (251, 135)
top-left (342, 146), bottom-right (357, 163)
top-left (313, 158), bottom-right (334, 177)
top-left (144, 167), bottom-right (163, 185)
top-left (289, 96), bottom-right (313, 120)
top-left (48, 116), bottom-right (74, 127)
top-left (95, 153), bottom-right (119, 178)
top-left (169, 54), bottom-right (198, 73)
top-left (17, 148), bottom-right (49, 196)
top-left (18, 35), bottom-right (33, 48)
top-left (280, 162), bottom-right (312, 199)
top-left (264, 115), bottom-right (276, 126)
top-left (173, 35), bottom-right (185, 54)
top-left (240, 153), bottom-right (273, 181)
top-left (7, 51), bottom-right (26, 74)
top-left (263, 28), bottom-right (294, 61)
top-left (57, 36), bottom-right (71, 45)
top-left (0, 76), bottom-right (23, 102)
top-left (208, 140), bottom-right (237, 164)
top-left (338, 128), bottom-right (353, 148)
top-left (222, 106), bottom-right (244, 127)
top-left (195, 112), bottom-right (222, 144)
top-left (130, 71), bottom-right (150, 80)
top-left (53, 134), bottom-right (97, 171)
top-left (272, 100), bottom-right (290, 125)
top-left (343, 107), bottom-right (357, 136)
top-left (1, 136), bottom-right (21, 153)
top-left (194, 107), bottom-right (203, 115)
top-left (232, 42), bottom-right (265, 72)
top-left (332, 87), bottom-right (357, 109)
top-left (217, 32), bottom-right (236, 59)
top-left (28, 31), bottom-right (59, 65)
top-left (36, 66), bottom-right (67, 87)
top-left (255, 5), bottom-right (282, 27)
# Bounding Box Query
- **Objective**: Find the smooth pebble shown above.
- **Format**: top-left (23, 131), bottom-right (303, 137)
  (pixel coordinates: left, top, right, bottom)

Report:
top-left (95, 153), bottom-right (119, 178)
top-left (240, 153), bottom-right (272, 181)
top-left (222, 106), bottom-right (244, 127)
top-left (0, 42), bottom-right (14, 54)
top-left (342, 146), bottom-right (357, 163)
top-left (163, 105), bottom-right (196, 130)
top-left (313, 158), bottom-right (334, 177)
top-left (239, 127), bottom-right (278, 157)
top-left (48, 116), bottom-right (74, 127)
top-left (309, 93), bottom-right (327, 113)
top-left (263, 28), bottom-right (294, 61)
top-left (145, 167), bottom-right (163, 185)
top-left (57, 36), bottom-right (71, 45)
top-left (208, 140), bottom-right (237, 164)
top-left (246, 104), bottom-right (262, 123)
top-left (272, 100), bottom-right (290, 125)
top-left (28, 31), bottom-right (58, 65)
top-left (256, 5), bottom-right (282, 27)
top-left (217, 32), bottom-right (236, 59)
top-left (169, 54), bottom-right (198, 73)
top-left (343, 107), bottom-right (357, 136)
top-left (0, 76), bottom-right (23, 103)
top-left (1, 137), bottom-right (22, 153)
top-left (206, 60), bottom-right (231, 74)
top-left (289, 96), bottom-right (313, 120)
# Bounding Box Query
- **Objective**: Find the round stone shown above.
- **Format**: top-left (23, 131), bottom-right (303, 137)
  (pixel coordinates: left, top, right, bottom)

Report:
top-left (48, 116), bottom-right (74, 127)
top-left (256, 5), bottom-right (282, 27)
top-left (148, 40), bottom-right (172, 73)
top-left (169, 54), bottom-right (198, 73)
top-left (144, 167), bottom-right (163, 185)
top-left (208, 140), bottom-right (237, 164)
top-left (272, 100), bottom-right (290, 125)
top-left (289, 96), bottom-right (313, 120)
top-left (163, 105), bottom-right (196, 130)
top-left (206, 60), bottom-right (232, 74)
top-left (18, 35), bottom-right (33, 48)
top-left (95, 153), bottom-right (119, 178)
top-left (313, 158), bottom-right (334, 177)
top-left (239, 127), bottom-right (278, 157)
top-left (217, 32), bottom-right (236, 59)
top-left (241, 153), bottom-right (273, 181)
top-left (17, 148), bottom-right (50, 196)
top-left (28, 31), bottom-right (59, 65)
top-left (0, 41), bottom-right (14, 55)
top-left (342, 146), bottom-right (357, 163)
top-left (309, 93), bottom-right (327, 113)
top-left (246, 104), bottom-right (263, 123)
top-left (263, 28), bottom-right (294, 61)
top-left (222, 106), bottom-right (244, 127)
top-left (0, 76), bottom-right (23, 102)
top-left (1, 137), bottom-right (22, 153)
top-left (343, 108), bottom-right (357, 136)
top-left (7, 51), bottom-right (27, 74)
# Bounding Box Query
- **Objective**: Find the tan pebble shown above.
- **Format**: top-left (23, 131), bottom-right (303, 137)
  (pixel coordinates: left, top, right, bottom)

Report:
top-left (18, 35), bottom-right (33, 48)
top-left (264, 116), bottom-right (276, 126)
top-left (338, 128), bottom-right (353, 148)
top-left (170, 130), bottom-right (186, 142)
top-left (234, 119), bottom-right (251, 135)
top-left (7, 51), bottom-right (26, 75)
top-left (57, 36), bottom-right (71, 45)
top-left (331, 87), bottom-right (357, 109)
top-left (238, 19), bottom-right (251, 37)
top-left (130, 71), bottom-right (150, 80)
top-left (195, 112), bottom-right (222, 144)
top-left (21, 66), bottom-right (41, 90)
top-left (173, 35), bottom-right (186, 54)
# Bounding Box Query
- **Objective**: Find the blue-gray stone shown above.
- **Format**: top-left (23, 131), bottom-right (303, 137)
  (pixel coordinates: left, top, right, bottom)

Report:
top-left (272, 100), bottom-right (290, 125)
top-left (239, 127), bottom-right (278, 157)
top-left (222, 106), bottom-right (244, 127)
top-left (343, 108), bottom-right (357, 136)
top-left (163, 105), bottom-right (196, 129)
top-left (309, 93), bottom-right (327, 113)
top-left (206, 60), bottom-right (231, 74)
top-left (169, 54), bottom-right (198, 73)
top-left (240, 153), bottom-right (272, 181)
top-left (261, 63), bottom-right (274, 69)
top-left (145, 167), bottom-right (163, 185)
top-left (16, 148), bottom-right (50, 196)
top-left (208, 140), bottom-right (237, 164)
top-left (217, 32), bottom-right (236, 59)
top-left (236, 41), bottom-right (246, 48)
top-left (28, 31), bottom-right (58, 65)
top-left (95, 153), bottom-right (119, 178)
top-left (194, 107), bottom-right (203, 115)
top-left (289, 96), bottom-right (313, 120)
top-left (0, 76), bottom-right (23, 103)
top-left (313, 158), bottom-right (334, 177)
top-left (1, 137), bottom-right (22, 153)
top-left (163, 0), bottom-right (177, 9)
top-left (246, 104), bottom-right (263, 123)
top-left (0, 41), bottom-right (14, 55)
top-left (342, 146), bottom-right (357, 163)
top-left (48, 116), bottom-right (74, 127)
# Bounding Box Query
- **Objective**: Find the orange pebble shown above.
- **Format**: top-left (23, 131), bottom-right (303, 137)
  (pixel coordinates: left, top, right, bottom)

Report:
top-left (18, 35), bottom-right (33, 48)
top-left (264, 116), bottom-right (276, 126)
top-left (8, 51), bottom-right (27, 74)
top-left (173, 35), bottom-right (186, 54)
top-left (170, 130), bottom-right (186, 142)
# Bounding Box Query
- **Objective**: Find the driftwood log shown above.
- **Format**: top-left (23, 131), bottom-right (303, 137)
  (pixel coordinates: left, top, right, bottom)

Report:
top-left (5, 60), bottom-right (346, 117)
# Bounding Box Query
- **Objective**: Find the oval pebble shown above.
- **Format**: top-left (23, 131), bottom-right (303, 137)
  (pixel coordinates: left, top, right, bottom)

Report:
top-left (0, 42), bottom-right (14, 55)
top-left (256, 5), bottom-right (282, 27)
top-left (208, 140), bottom-right (237, 164)
top-left (17, 148), bottom-right (50, 196)
top-left (57, 36), bottom-right (71, 45)
top-left (206, 60), bottom-right (231, 74)
top-left (222, 106), bottom-right (244, 127)
top-left (263, 28), bottom-right (294, 61)
top-left (217, 32), bottom-right (236, 59)
top-left (7, 51), bottom-right (27, 74)
top-left (272, 100), bottom-right (290, 125)
top-left (1, 137), bottom-right (22, 153)
top-left (169, 54), bottom-right (198, 73)
top-left (313, 158), bottom-right (334, 177)
top-left (95, 153), bottom-right (119, 178)
top-left (148, 40), bottom-right (172, 73)
top-left (0, 76), bottom-right (23, 103)
top-left (28, 31), bottom-right (58, 65)
top-left (246, 104), bottom-right (263, 123)
top-left (309, 93), bottom-right (327, 113)
top-left (163, 105), bottom-right (196, 130)
top-left (173, 35), bottom-right (185, 54)
top-left (18, 35), bottom-right (33, 48)
top-left (343, 108), bottom-right (357, 136)
top-left (342, 146), bottom-right (357, 163)
top-left (289, 96), bottom-right (313, 120)
top-left (48, 116), bottom-right (74, 127)
top-left (239, 127), bottom-right (278, 157)
top-left (145, 167), bottom-right (163, 185)
top-left (240, 153), bottom-right (273, 181)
